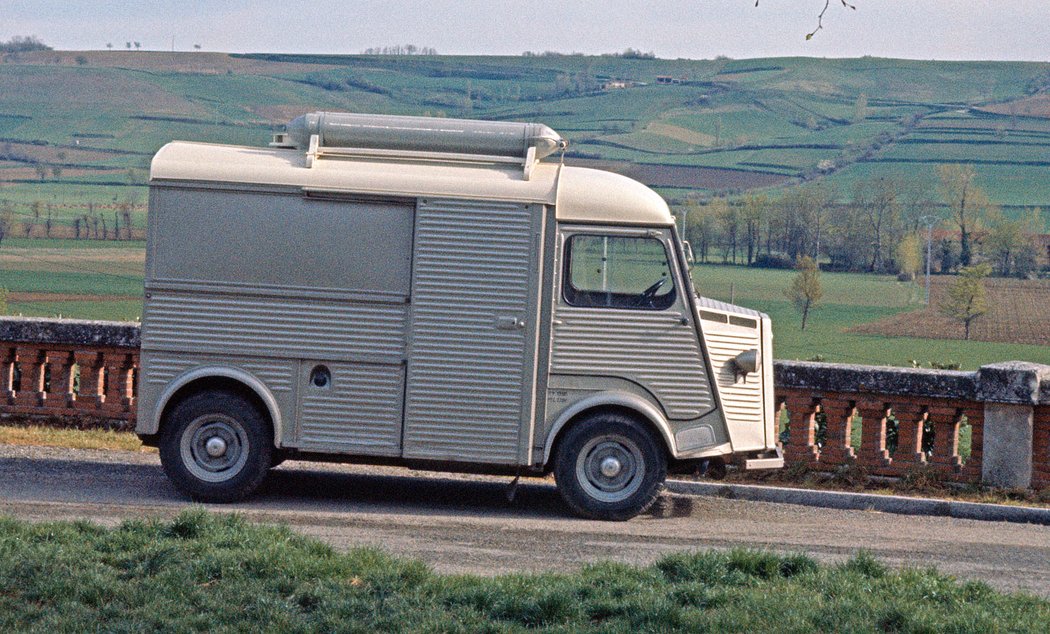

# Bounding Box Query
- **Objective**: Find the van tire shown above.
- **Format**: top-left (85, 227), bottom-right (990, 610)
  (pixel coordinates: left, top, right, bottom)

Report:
top-left (553, 412), bottom-right (666, 521)
top-left (159, 390), bottom-right (273, 503)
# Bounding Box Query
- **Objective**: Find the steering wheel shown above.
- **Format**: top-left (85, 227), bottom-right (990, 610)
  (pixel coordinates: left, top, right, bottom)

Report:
top-left (631, 277), bottom-right (667, 307)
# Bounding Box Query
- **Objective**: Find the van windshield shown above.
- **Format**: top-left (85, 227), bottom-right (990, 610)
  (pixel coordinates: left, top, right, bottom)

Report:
top-left (564, 235), bottom-right (676, 310)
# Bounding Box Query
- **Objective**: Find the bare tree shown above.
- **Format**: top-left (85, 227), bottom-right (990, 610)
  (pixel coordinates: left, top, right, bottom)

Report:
top-left (938, 164), bottom-right (990, 267)
top-left (786, 256), bottom-right (823, 331)
top-left (0, 202), bottom-right (13, 248)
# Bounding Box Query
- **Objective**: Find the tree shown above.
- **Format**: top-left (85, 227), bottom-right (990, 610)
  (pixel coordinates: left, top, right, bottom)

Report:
top-left (741, 193), bottom-right (769, 265)
top-left (851, 176), bottom-right (900, 272)
top-left (938, 263), bottom-right (990, 340)
top-left (786, 256), bottom-right (823, 331)
top-left (106, 43), bottom-right (113, 50)
top-left (0, 202), bottom-right (13, 248)
top-left (684, 200), bottom-right (718, 263)
top-left (896, 233), bottom-right (923, 281)
top-left (937, 164), bottom-right (991, 267)
top-left (0, 36), bottom-right (51, 53)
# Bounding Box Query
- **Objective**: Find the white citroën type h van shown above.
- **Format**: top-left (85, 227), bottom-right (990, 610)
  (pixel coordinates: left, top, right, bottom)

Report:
top-left (136, 112), bottom-right (782, 520)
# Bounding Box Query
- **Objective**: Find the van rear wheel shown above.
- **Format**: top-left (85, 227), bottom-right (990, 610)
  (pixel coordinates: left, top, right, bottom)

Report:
top-left (554, 413), bottom-right (666, 521)
top-left (159, 390), bottom-right (272, 503)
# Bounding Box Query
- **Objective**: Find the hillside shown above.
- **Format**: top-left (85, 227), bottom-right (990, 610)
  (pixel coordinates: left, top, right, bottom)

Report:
top-left (1, 50), bottom-right (1050, 233)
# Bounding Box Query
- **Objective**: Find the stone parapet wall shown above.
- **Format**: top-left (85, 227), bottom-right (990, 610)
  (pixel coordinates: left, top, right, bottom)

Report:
top-left (1, 317), bottom-right (1047, 489)
top-left (0, 317), bottom-right (139, 431)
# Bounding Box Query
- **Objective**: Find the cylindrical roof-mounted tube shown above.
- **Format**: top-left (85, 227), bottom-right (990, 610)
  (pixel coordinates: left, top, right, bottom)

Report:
top-left (273, 111), bottom-right (566, 159)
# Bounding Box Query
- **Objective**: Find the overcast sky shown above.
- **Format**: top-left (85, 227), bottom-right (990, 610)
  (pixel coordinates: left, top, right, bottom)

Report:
top-left (2, 1), bottom-right (1048, 61)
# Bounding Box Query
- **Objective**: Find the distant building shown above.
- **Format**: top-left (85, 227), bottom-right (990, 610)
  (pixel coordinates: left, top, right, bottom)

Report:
top-left (655, 75), bottom-right (683, 85)
top-left (602, 80), bottom-right (631, 90)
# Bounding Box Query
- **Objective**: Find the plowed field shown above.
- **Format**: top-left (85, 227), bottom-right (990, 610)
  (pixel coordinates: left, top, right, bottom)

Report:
top-left (848, 276), bottom-right (1050, 346)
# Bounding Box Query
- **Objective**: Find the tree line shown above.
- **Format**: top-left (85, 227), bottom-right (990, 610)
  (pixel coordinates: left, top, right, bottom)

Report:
top-left (681, 164), bottom-right (1045, 279)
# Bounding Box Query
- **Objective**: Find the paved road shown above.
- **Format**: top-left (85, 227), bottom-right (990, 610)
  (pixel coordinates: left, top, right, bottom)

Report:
top-left (1, 444), bottom-right (1048, 597)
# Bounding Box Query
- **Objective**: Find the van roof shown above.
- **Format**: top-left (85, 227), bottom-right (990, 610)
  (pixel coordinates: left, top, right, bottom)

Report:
top-left (150, 141), bottom-right (673, 227)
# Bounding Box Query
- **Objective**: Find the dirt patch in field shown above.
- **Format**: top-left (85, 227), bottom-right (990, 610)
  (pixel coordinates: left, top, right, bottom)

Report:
top-left (0, 167), bottom-right (114, 181)
top-left (976, 94), bottom-right (1050, 119)
top-left (848, 276), bottom-right (1050, 346)
top-left (645, 122), bottom-right (715, 146)
top-left (565, 158), bottom-right (792, 190)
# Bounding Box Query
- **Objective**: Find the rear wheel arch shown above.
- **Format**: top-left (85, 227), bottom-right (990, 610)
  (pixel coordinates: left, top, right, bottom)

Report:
top-left (153, 368), bottom-right (283, 445)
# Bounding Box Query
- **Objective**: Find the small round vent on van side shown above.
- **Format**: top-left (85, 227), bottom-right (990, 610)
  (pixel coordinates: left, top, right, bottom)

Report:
top-left (309, 365), bottom-right (331, 389)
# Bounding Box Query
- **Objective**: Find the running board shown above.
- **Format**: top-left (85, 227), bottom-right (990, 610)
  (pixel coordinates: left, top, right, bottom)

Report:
top-left (743, 447), bottom-right (784, 470)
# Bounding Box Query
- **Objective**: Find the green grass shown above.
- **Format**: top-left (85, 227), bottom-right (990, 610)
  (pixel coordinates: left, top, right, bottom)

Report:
top-left (0, 510), bottom-right (1045, 632)
top-left (691, 264), bottom-right (1050, 368)
top-left (0, 269), bottom-right (141, 296)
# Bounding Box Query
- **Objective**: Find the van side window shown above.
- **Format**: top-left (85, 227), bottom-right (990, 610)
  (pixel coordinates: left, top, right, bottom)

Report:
top-left (564, 235), bottom-right (677, 310)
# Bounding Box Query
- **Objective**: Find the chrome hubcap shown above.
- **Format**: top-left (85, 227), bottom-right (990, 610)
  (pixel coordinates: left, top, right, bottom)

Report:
top-left (205, 436), bottom-right (228, 458)
top-left (180, 414), bottom-right (250, 483)
top-left (576, 434), bottom-right (645, 503)
top-left (600, 456), bottom-right (623, 478)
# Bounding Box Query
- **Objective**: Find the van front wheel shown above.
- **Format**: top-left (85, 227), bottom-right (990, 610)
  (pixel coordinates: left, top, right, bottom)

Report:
top-left (159, 390), bottom-right (272, 503)
top-left (554, 413), bottom-right (666, 521)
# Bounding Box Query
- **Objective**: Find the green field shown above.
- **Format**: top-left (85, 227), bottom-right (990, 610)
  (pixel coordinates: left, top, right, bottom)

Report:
top-left (691, 264), bottom-right (1050, 369)
top-left (1, 50), bottom-right (1049, 220)
top-left (1, 510), bottom-right (1045, 632)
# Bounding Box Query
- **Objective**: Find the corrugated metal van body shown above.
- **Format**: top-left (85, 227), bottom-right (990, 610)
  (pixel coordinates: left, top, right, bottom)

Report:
top-left (138, 186), bottom-right (414, 452)
top-left (701, 319), bottom-right (766, 451)
top-left (550, 227), bottom-right (716, 422)
top-left (402, 199), bottom-right (543, 464)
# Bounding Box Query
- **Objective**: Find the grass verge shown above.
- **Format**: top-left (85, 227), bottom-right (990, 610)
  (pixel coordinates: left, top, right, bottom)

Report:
top-left (0, 424), bottom-right (152, 452)
top-left (0, 510), bottom-right (1046, 632)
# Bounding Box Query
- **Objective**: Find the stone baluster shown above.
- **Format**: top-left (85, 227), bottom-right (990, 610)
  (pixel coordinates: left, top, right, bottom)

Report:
top-left (13, 346), bottom-right (46, 408)
top-left (1, 345), bottom-right (15, 405)
top-left (783, 392), bottom-right (820, 465)
top-left (856, 399), bottom-right (891, 469)
top-left (927, 405), bottom-right (963, 474)
top-left (43, 349), bottom-right (76, 409)
top-left (818, 396), bottom-right (856, 465)
top-left (103, 351), bottom-right (136, 414)
top-left (893, 403), bottom-right (927, 466)
top-left (73, 350), bottom-right (103, 409)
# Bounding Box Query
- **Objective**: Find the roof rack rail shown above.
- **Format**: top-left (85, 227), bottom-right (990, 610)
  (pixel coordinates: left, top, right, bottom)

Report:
top-left (271, 112), bottom-right (566, 180)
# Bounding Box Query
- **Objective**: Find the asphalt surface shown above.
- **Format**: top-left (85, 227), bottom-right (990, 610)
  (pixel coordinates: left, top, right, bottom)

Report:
top-left (1, 444), bottom-right (1048, 598)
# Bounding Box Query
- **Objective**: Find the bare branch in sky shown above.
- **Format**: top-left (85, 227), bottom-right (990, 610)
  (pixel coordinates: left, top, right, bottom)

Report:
top-left (754, 0), bottom-right (856, 40)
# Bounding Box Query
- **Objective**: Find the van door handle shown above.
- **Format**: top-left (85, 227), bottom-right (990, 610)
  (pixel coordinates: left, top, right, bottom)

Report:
top-left (496, 316), bottom-right (525, 330)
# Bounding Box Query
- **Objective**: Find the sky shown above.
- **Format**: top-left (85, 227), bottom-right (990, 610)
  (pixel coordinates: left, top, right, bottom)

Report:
top-left (2, 1), bottom-right (1049, 62)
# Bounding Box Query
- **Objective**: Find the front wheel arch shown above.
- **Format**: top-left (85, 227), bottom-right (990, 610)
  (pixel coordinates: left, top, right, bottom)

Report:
top-left (544, 395), bottom-right (676, 467)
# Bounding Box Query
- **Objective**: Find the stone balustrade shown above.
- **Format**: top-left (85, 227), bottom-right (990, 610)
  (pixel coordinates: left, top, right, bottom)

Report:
top-left (1, 316), bottom-right (1047, 489)
top-left (0, 317), bottom-right (140, 430)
